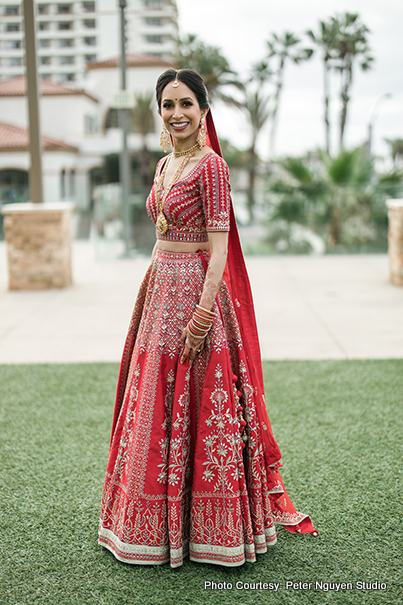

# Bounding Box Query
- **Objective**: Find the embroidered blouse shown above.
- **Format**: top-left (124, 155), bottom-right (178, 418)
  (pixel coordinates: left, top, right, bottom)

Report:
top-left (146, 152), bottom-right (231, 243)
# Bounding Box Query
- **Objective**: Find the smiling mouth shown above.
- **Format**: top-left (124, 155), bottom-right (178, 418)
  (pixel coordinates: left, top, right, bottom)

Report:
top-left (170, 122), bottom-right (189, 130)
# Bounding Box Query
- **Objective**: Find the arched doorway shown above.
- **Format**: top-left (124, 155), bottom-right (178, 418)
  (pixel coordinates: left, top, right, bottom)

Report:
top-left (0, 169), bottom-right (29, 204)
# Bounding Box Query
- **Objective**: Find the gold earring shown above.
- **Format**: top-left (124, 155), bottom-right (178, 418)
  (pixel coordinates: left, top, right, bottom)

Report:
top-left (159, 125), bottom-right (171, 153)
top-left (197, 121), bottom-right (207, 149)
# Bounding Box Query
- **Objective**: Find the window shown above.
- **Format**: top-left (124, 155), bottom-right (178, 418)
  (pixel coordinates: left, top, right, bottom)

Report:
top-left (145, 35), bottom-right (163, 44)
top-left (83, 1), bottom-right (95, 11)
top-left (6, 23), bottom-right (20, 32)
top-left (58, 38), bottom-right (74, 47)
top-left (69, 170), bottom-right (75, 197)
top-left (59, 55), bottom-right (75, 64)
top-left (83, 19), bottom-right (96, 28)
top-left (84, 54), bottom-right (96, 62)
top-left (58, 21), bottom-right (73, 30)
top-left (5, 5), bottom-right (20, 15)
top-left (144, 17), bottom-right (163, 26)
top-left (5, 39), bottom-right (21, 49)
top-left (59, 73), bottom-right (75, 82)
top-left (38, 22), bottom-right (50, 30)
top-left (104, 107), bottom-right (119, 129)
top-left (39, 39), bottom-right (51, 47)
top-left (60, 169), bottom-right (66, 199)
top-left (7, 57), bottom-right (22, 66)
top-left (40, 56), bottom-right (51, 65)
top-left (84, 115), bottom-right (98, 134)
top-left (144, 0), bottom-right (162, 8)
top-left (84, 36), bottom-right (96, 46)
top-left (38, 4), bottom-right (49, 14)
top-left (41, 73), bottom-right (52, 79)
top-left (57, 4), bottom-right (72, 13)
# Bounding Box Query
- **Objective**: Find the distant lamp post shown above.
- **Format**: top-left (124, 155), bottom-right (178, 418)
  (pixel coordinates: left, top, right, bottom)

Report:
top-left (367, 93), bottom-right (392, 160)
top-left (118, 0), bottom-right (132, 257)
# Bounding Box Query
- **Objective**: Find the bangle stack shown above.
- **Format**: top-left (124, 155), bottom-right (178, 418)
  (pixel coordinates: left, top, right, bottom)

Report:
top-left (187, 304), bottom-right (215, 339)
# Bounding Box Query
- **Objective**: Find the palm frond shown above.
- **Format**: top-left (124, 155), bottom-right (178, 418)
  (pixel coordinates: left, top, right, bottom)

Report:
top-left (279, 157), bottom-right (314, 184)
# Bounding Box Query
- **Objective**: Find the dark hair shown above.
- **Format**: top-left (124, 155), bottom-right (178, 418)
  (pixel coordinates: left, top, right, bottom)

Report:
top-left (156, 69), bottom-right (209, 113)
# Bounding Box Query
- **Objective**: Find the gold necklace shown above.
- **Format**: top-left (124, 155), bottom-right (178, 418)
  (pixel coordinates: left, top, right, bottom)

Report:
top-left (155, 149), bottom-right (197, 235)
top-left (173, 143), bottom-right (199, 157)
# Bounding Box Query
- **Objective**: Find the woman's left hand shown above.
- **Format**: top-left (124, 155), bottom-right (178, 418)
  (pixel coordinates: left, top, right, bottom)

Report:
top-left (179, 325), bottom-right (205, 365)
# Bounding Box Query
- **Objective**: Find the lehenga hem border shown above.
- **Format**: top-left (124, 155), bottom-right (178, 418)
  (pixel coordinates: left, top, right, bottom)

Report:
top-left (99, 523), bottom-right (279, 568)
top-left (98, 541), bottom-right (169, 566)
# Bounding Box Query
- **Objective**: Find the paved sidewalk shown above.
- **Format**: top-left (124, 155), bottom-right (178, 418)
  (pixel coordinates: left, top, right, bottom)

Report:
top-left (0, 241), bottom-right (402, 364)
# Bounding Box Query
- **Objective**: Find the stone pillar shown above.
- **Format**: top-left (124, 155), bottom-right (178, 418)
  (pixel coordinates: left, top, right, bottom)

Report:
top-left (386, 199), bottom-right (403, 286)
top-left (2, 202), bottom-right (74, 290)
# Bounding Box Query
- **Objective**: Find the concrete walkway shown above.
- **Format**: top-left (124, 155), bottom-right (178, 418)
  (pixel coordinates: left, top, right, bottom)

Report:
top-left (0, 241), bottom-right (402, 364)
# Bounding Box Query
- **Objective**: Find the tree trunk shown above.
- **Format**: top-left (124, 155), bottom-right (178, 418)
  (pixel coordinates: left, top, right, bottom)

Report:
top-left (323, 58), bottom-right (331, 155)
top-left (247, 145), bottom-right (257, 224)
top-left (269, 55), bottom-right (285, 157)
top-left (339, 59), bottom-right (352, 150)
top-left (328, 207), bottom-right (341, 245)
top-left (140, 138), bottom-right (153, 186)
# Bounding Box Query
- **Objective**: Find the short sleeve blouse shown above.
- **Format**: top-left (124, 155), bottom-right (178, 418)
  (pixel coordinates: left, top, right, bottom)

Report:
top-left (146, 152), bottom-right (231, 243)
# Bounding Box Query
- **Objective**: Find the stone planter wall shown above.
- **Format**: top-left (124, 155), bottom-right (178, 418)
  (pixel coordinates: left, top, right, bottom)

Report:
top-left (2, 202), bottom-right (73, 290)
top-left (386, 199), bottom-right (403, 286)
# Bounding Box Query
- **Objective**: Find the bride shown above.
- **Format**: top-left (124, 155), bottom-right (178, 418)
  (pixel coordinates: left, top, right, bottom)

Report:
top-left (98, 68), bottom-right (316, 568)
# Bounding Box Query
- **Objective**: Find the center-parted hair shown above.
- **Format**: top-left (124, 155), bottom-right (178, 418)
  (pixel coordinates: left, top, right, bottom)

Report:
top-left (156, 69), bottom-right (210, 113)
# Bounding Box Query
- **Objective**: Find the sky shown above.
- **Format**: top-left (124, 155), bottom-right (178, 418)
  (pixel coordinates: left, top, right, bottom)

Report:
top-left (175, 0), bottom-right (403, 161)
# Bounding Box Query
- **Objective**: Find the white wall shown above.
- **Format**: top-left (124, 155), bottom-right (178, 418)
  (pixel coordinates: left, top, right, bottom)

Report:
top-left (41, 95), bottom-right (100, 141)
top-left (0, 152), bottom-right (28, 171)
top-left (0, 97), bottom-right (26, 130)
top-left (0, 93), bottom-right (99, 142)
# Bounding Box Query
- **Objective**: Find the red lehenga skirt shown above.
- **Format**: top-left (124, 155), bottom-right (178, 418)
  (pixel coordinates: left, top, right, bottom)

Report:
top-left (98, 250), bottom-right (314, 567)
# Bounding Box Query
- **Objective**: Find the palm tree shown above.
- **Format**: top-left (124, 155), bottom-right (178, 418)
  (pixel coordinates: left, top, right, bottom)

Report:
top-left (331, 13), bottom-right (373, 150)
top-left (130, 92), bottom-right (155, 185)
top-left (385, 138), bottom-right (403, 168)
top-left (176, 34), bottom-right (242, 104)
top-left (266, 31), bottom-right (313, 156)
top-left (307, 19), bottom-right (339, 155)
top-left (241, 90), bottom-right (271, 223)
top-left (268, 147), bottom-right (402, 248)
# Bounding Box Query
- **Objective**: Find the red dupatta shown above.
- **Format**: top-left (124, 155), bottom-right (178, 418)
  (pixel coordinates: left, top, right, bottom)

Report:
top-left (205, 111), bottom-right (281, 467)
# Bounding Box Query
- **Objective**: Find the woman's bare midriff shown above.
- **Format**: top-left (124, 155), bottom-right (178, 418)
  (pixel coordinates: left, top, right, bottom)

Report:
top-left (156, 240), bottom-right (210, 253)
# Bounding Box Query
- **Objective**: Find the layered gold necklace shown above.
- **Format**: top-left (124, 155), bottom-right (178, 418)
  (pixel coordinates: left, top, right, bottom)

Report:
top-left (155, 147), bottom-right (197, 235)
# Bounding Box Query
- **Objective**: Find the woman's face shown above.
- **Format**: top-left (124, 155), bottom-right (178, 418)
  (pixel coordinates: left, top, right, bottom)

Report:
top-left (160, 80), bottom-right (207, 146)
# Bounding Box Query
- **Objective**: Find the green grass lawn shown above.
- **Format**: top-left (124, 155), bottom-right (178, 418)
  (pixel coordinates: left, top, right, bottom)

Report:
top-left (0, 360), bottom-right (401, 605)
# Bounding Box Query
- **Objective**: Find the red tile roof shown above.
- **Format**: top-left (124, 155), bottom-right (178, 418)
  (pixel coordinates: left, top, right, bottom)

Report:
top-left (0, 122), bottom-right (79, 153)
top-left (0, 76), bottom-right (98, 102)
top-left (87, 54), bottom-right (175, 70)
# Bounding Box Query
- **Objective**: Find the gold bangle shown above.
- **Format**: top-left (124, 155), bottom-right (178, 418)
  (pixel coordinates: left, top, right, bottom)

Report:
top-left (189, 322), bottom-right (209, 337)
top-left (187, 326), bottom-right (208, 340)
top-left (193, 317), bottom-right (212, 329)
top-left (196, 304), bottom-right (215, 317)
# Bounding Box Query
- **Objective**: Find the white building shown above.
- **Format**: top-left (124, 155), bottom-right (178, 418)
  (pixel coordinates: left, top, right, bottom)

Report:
top-left (0, 0), bottom-right (178, 86)
top-left (0, 55), bottom-right (174, 237)
top-left (0, 75), bottom-right (101, 209)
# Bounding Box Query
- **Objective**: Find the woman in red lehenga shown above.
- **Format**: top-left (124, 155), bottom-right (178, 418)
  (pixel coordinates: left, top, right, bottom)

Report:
top-left (98, 69), bottom-right (317, 568)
